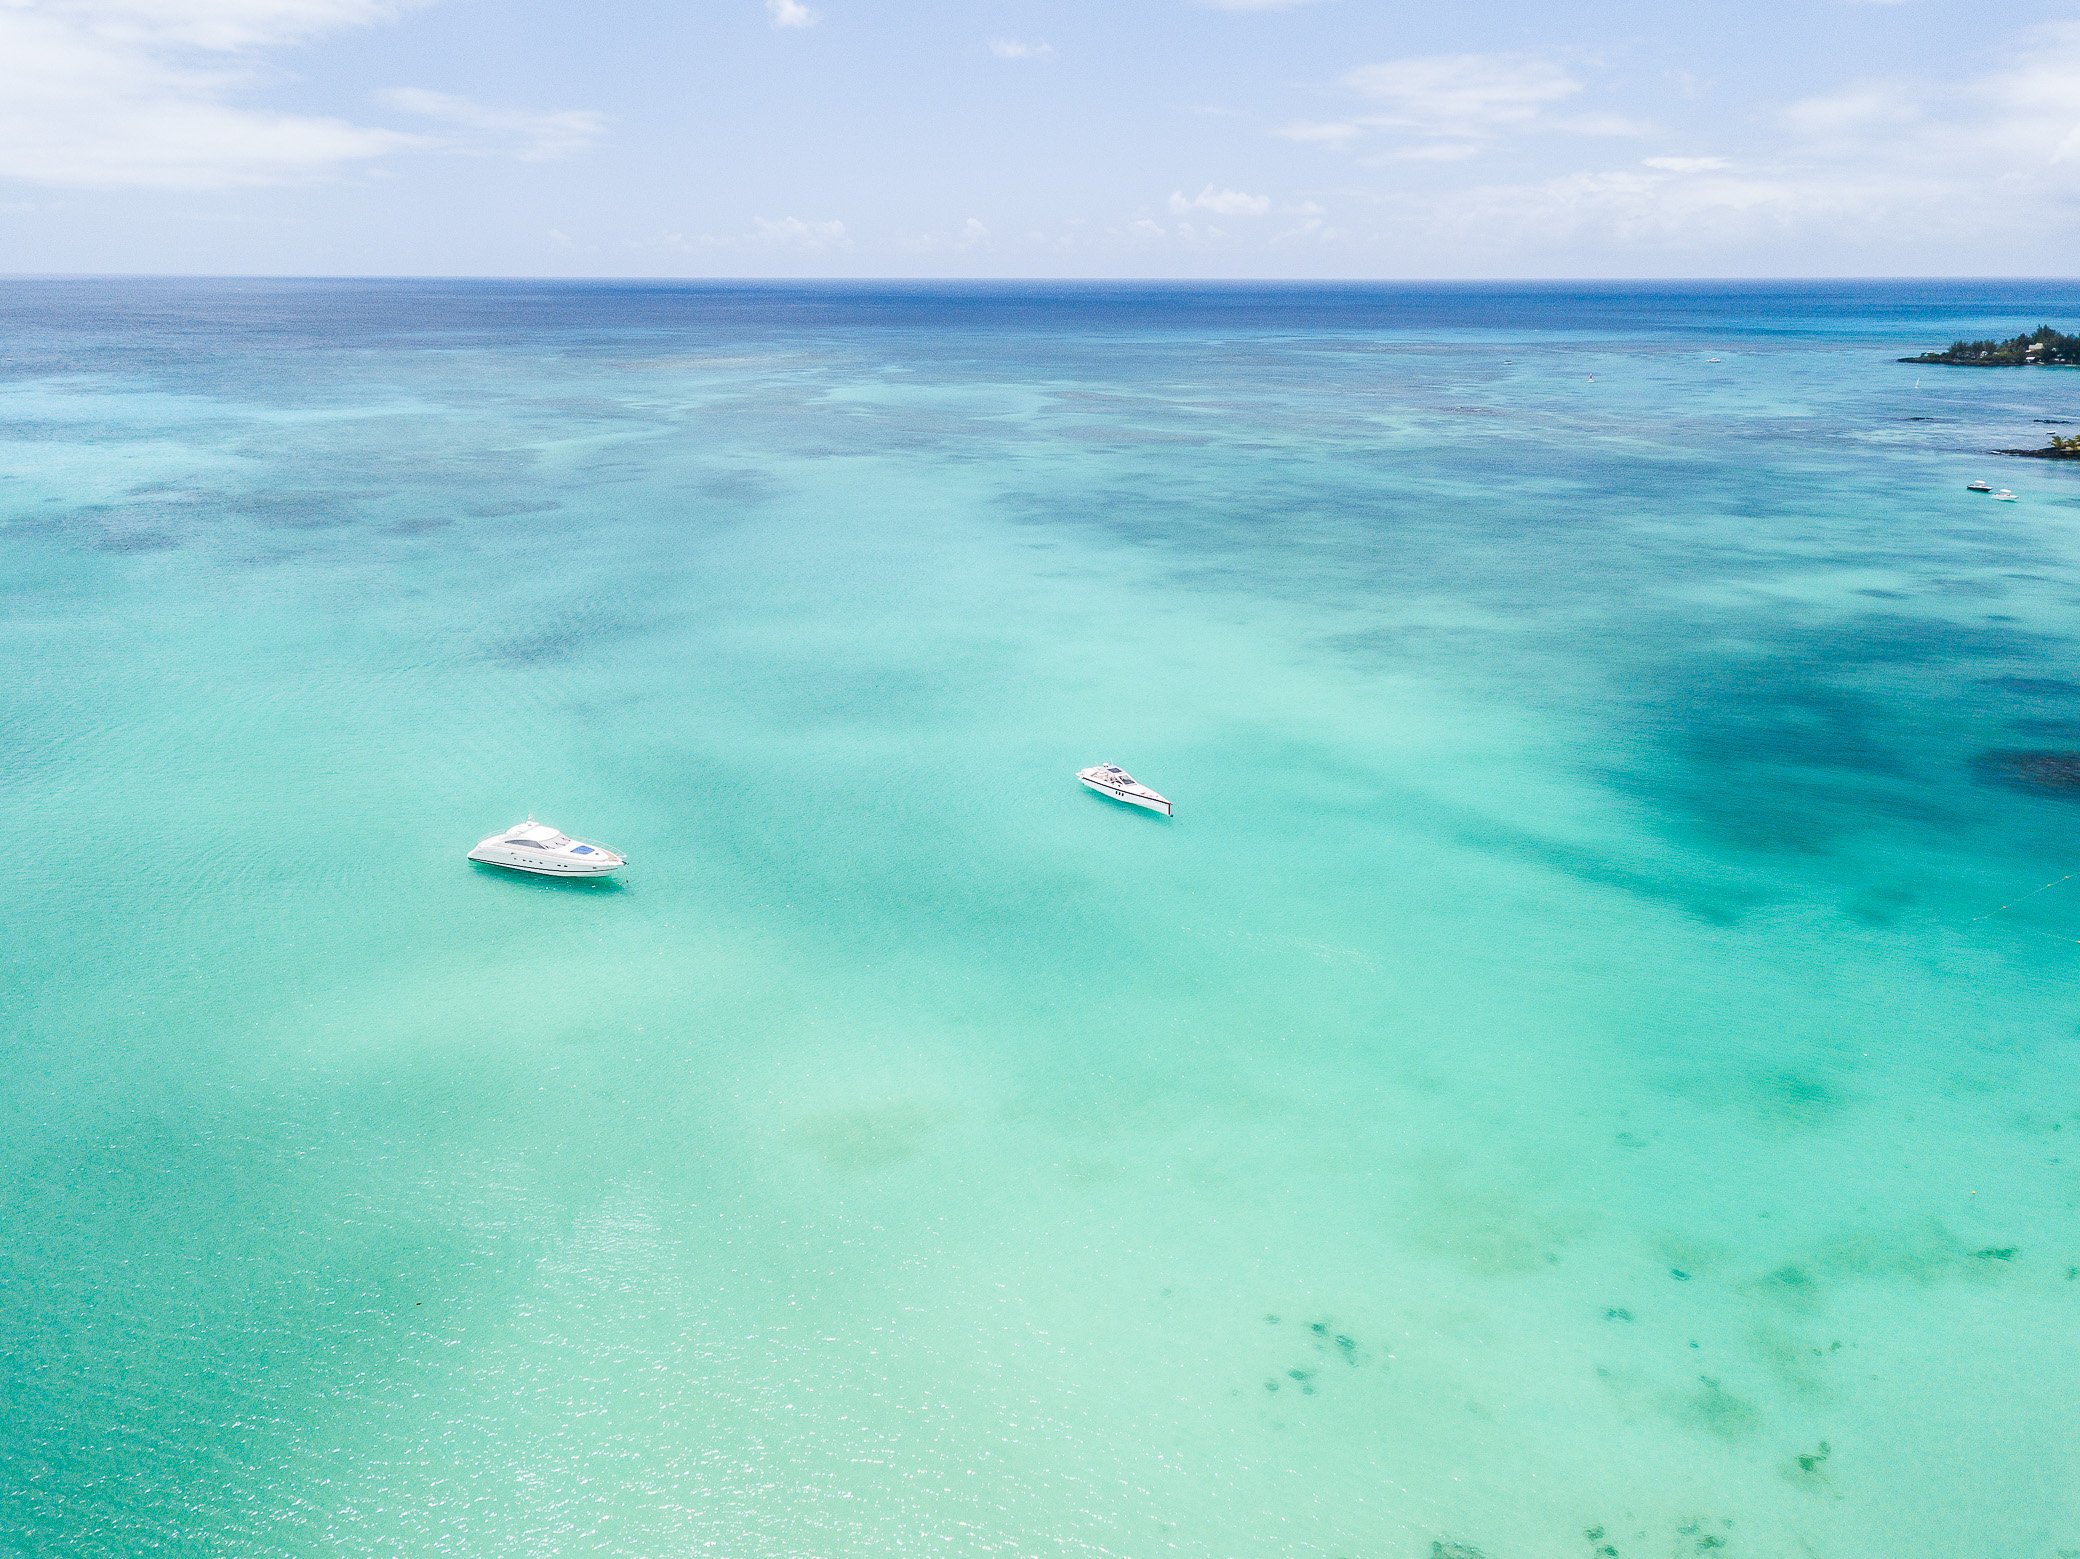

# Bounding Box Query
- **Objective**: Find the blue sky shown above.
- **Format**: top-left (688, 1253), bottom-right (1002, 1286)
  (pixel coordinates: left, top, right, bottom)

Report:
top-left (0, 0), bottom-right (2072, 277)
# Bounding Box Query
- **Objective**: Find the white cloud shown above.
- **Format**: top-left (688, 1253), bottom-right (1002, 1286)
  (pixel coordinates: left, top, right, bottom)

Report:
top-left (1438, 164), bottom-right (1878, 249)
top-left (1288, 52), bottom-right (1635, 158)
top-left (1782, 83), bottom-right (1919, 136)
top-left (1643, 156), bottom-right (1732, 173)
top-left (1373, 141), bottom-right (1483, 163)
top-left (751, 215), bottom-right (846, 248)
top-left (766, 0), bottom-right (814, 28)
top-left (1554, 111), bottom-right (1653, 137)
top-left (0, 0), bottom-right (424, 188)
top-left (988, 38), bottom-right (1053, 60)
top-left (892, 215), bottom-right (995, 256)
top-left (1425, 29), bottom-right (2080, 257)
top-left (1270, 199), bottom-right (1336, 245)
top-left (684, 215), bottom-right (847, 254)
top-left (1277, 120), bottom-right (1361, 146)
top-left (1762, 25), bottom-right (2080, 205)
top-left (1346, 53), bottom-right (1582, 138)
top-left (378, 88), bottom-right (603, 160)
top-left (70, 0), bottom-right (415, 51)
top-left (1169, 183), bottom-right (1272, 216)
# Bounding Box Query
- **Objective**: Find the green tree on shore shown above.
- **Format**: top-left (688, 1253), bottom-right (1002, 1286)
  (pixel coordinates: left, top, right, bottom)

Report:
top-left (1907, 325), bottom-right (2080, 365)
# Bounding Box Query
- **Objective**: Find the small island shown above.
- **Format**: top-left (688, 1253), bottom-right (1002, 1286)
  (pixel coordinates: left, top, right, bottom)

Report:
top-left (1902, 325), bottom-right (2080, 365)
top-left (1999, 431), bottom-right (2080, 459)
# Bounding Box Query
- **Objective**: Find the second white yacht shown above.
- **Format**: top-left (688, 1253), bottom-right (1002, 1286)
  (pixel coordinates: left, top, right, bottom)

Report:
top-left (468, 820), bottom-right (626, 876)
top-left (1078, 764), bottom-right (1173, 816)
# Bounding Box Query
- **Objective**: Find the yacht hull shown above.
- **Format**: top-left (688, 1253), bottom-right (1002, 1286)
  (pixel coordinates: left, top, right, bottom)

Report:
top-left (1079, 776), bottom-right (1173, 815)
top-left (467, 845), bottom-right (623, 876)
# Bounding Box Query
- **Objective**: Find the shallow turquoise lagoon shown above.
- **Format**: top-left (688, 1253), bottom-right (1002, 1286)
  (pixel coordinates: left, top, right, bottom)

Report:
top-left (4, 281), bottom-right (2080, 1556)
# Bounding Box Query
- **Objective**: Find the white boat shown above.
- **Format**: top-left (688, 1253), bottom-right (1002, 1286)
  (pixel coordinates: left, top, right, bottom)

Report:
top-left (1993, 489), bottom-right (2018, 502)
top-left (468, 819), bottom-right (625, 876)
top-left (1967, 480), bottom-right (1993, 492)
top-left (1078, 763), bottom-right (1172, 816)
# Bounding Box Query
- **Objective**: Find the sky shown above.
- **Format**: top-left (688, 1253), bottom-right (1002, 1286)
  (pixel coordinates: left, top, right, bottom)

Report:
top-left (0, 0), bottom-right (2073, 278)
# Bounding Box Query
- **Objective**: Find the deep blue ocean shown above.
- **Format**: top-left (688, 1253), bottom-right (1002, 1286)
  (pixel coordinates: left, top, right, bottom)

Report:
top-left (4, 280), bottom-right (2079, 1557)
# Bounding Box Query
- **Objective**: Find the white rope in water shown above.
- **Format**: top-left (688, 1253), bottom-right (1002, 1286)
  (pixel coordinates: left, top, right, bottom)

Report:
top-left (1969, 873), bottom-right (2077, 924)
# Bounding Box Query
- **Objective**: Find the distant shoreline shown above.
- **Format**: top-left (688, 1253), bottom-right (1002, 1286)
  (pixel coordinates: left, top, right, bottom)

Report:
top-left (1903, 325), bottom-right (2080, 365)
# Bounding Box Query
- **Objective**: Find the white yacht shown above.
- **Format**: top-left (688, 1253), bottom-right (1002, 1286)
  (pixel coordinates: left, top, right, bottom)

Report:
top-left (468, 820), bottom-right (625, 876)
top-left (1967, 480), bottom-right (1993, 492)
top-left (1993, 488), bottom-right (2019, 502)
top-left (1078, 763), bottom-right (1173, 816)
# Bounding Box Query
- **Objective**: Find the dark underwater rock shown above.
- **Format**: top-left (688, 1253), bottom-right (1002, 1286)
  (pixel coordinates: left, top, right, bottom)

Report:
top-left (1975, 750), bottom-right (2080, 794)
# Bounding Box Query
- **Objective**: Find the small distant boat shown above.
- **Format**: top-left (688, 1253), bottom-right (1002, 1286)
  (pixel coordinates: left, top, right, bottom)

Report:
top-left (1993, 489), bottom-right (2018, 502)
top-left (1078, 764), bottom-right (1172, 816)
top-left (1706, 356), bottom-right (1722, 364)
top-left (1967, 480), bottom-right (1993, 492)
top-left (468, 819), bottom-right (625, 876)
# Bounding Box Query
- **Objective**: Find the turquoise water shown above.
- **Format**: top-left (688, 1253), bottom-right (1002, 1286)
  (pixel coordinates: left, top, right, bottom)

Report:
top-left (4, 280), bottom-right (2080, 1557)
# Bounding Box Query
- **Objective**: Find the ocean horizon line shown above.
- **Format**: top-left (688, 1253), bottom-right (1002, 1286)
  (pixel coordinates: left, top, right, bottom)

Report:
top-left (5, 272), bottom-right (2080, 288)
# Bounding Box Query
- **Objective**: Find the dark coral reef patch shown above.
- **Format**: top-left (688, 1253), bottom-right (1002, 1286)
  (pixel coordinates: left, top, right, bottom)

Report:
top-left (1974, 749), bottom-right (2080, 795)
